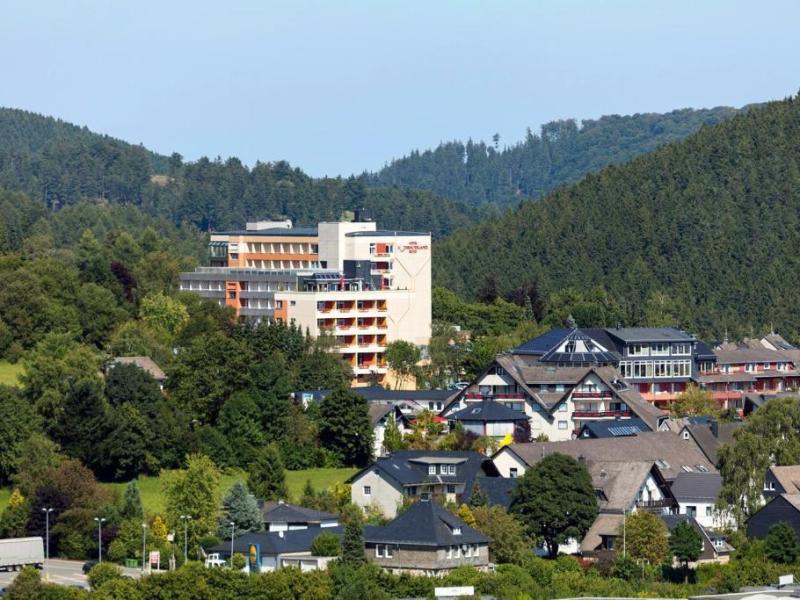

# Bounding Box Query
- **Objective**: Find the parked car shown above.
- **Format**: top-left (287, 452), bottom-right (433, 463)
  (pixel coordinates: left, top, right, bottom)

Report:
top-left (82, 560), bottom-right (97, 574)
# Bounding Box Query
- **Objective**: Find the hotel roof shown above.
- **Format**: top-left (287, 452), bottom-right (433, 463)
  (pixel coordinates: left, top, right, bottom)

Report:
top-left (214, 227), bottom-right (319, 236)
top-left (346, 230), bottom-right (430, 237)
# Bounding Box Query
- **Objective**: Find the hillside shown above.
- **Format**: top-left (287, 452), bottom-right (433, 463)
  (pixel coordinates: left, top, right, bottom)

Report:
top-left (0, 108), bottom-right (486, 237)
top-left (433, 95), bottom-right (800, 341)
top-left (368, 107), bottom-right (741, 209)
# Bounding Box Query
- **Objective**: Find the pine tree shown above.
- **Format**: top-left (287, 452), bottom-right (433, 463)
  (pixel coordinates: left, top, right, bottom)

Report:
top-left (120, 480), bottom-right (144, 521)
top-left (248, 444), bottom-right (288, 501)
top-left (300, 480), bottom-right (316, 509)
top-left (218, 481), bottom-right (262, 537)
top-left (467, 481), bottom-right (489, 508)
top-left (340, 505), bottom-right (366, 566)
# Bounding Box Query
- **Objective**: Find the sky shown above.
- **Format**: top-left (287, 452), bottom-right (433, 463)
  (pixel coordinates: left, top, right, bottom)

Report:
top-left (2, 1), bottom-right (798, 177)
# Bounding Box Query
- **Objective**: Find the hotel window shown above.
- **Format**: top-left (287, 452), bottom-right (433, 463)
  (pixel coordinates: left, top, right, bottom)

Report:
top-left (440, 465), bottom-right (448, 475)
top-left (619, 361), bottom-right (633, 378)
top-left (558, 421), bottom-right (568, 430)
top-left (673, 343), bottom-right (691, 355)
top-left (652, 343), bottom-right (669, 356)
top-left (363, 486), bottom-right (371, 496)
top-left (448, 464), bottom-right (456, 475)
top-left (629, 343), bottom-right (649, 357)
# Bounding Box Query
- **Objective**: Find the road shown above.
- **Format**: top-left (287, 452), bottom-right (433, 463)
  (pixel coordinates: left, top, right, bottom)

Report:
top-left (0, 559), bottom-right (143, 590)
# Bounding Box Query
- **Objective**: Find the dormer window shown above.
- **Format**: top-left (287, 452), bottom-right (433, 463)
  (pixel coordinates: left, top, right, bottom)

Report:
top-left (452, 527), bottom-right (462, 536)
top-left (428, 465), bottom-right (436, 475)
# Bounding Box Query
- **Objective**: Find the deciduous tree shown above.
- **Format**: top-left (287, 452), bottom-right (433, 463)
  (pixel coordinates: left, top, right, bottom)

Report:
top-left (619, 510), bottom-right (669, 565)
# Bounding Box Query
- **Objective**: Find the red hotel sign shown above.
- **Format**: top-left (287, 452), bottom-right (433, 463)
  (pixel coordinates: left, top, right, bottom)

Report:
top-left (399, 241), bottom-right (429, 253)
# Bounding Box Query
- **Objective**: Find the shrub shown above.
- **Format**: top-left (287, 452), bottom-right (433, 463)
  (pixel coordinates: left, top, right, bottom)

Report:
top-left (231, 553), bottom-right (247, 570)
top-left (87, 562), bottom-right (123, 590)
top-left (311, 532), bottom-right (341, 557)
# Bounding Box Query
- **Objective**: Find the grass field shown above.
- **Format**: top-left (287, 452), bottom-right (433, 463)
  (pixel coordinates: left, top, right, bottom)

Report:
top-left (0, 467), bottom-right (358, 516)
top-left (0, 361), bottom-right (23, 387)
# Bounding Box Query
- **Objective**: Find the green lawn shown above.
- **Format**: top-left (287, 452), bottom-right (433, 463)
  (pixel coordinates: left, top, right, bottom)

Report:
top-left (0, 361), bottom-right (23, 387)
top-left (99, 467), bottom-right (357, 517)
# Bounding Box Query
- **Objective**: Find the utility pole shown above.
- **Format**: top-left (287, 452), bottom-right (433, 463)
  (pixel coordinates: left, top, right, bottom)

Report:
top-left (94, 517), bottom-right (107, 563)
top-left (229, 522), bottom-right (235, 568)
top-left (180, 515), bottom-right (192, 562)
top-left (42, 508), bottom-right (53, 581)
top-left (142, 523), bottom-right (148, 572)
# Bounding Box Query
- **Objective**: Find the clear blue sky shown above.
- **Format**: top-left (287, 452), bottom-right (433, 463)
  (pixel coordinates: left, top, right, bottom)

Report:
top-left (2, 1), bottom-right (798, 176)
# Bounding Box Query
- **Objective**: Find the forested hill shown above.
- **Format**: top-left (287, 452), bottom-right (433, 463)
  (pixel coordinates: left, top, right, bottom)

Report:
top-left (368, 107), bottom-right (741, 209)
top-left (0, 108), bottom-right (487, 237)
top-left (432, 95), bottom-right (800, 341)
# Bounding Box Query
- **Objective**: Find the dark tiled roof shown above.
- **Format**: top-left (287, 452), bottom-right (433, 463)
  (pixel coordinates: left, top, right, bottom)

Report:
top-left (671, 472), bottom-right (723, 502)
top-left (605, 327), bottom-right (696, 343)
top-left (260, 501), bottom-right (338, 524)
top-left (695, 340), bottom-right (718, 360)
top-left (295, 385), bottom-right (457, 404)
top-left (512, 328), bottom-right (571, 355)
top-left (448, 399), bottom-right (528, 423)
top-left (348, 450), bottom-right (499, 491)
top-left (580, 418), bottom-right (650, 438)
top-left (216, 227), bottom-right (319, 236)
top-left (715, 347), bottom-right (794, 364)
top-left (683, 422), bottom-right (741, 466)
top-left (363, 500), bottom-right (489, 547)
top-left (209, 527), bottom-right (343, 557)
top-left (461, 476), bottom-right (519, 510)
top-left (346, 230), bottom-right (430, 237)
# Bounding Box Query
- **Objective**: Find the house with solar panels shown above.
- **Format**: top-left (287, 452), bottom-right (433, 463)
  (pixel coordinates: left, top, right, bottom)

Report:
top-left (442, 328), bottom-right (665, 441)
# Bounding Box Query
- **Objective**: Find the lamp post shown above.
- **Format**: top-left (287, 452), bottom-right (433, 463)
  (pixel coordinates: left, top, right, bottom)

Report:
top-left (94, 517), bottom-right (107, 563)
top-left (229, 522), bottom-right (235, 569)
top-left (142, 523), bottom-right (148, 572)
top-left (179, 515), bottom-right (192, 562)
top-left (41, 508), bottom-right (53, 581)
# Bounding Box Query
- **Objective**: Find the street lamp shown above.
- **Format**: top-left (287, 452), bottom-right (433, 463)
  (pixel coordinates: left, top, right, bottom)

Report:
top-left (229, 522), bottom-right (235, 569)
top-left (41, 508), bottom-right (53, 581)
top-left (179, 515), bottom-right (192, 562)
top-left (94, 517), bottom-right (107, 563)
top-left (141, 523), bottom-right (148, 572)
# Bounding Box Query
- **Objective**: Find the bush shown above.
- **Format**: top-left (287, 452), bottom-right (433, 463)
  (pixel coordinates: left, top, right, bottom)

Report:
top-left (311, 532), bottom-right (341, 557)
top-left (231, 553), bottom-right (247, 570)
top-left (87, 562), bottom-right (123, 590)
top-left (765, 522), bottom-right (800, 564)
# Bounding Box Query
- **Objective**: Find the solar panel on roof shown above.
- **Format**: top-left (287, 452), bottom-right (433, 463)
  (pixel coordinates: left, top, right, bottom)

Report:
top-left (607, 426), bottom-right (641, 436)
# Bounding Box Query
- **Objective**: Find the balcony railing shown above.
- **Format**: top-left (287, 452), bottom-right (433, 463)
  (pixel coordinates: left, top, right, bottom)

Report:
top-left (572, 410), bottom-right (632, 418)
top-left (572, 391), bottom-right (613, 399)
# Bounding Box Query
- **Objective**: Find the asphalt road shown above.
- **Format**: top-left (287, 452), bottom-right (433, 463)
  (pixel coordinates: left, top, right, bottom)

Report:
top-left (0, 559), bottom-right (142, 591)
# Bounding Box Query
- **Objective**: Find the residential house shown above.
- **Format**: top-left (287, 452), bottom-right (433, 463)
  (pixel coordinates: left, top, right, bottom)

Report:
top-left (209, 527), bottom-right (344, 572)
top-left (492, 431), bottom-right (716, 482)
top-left (763, 465), bottom-right (800, 501)
top-left (259, 501), bottom-right (339, 533)
top-left (578, 460), bottom-right (676, 556)
top-left (110, 356), bottom-right (167, 389)
top-left (294, 385), bottom-right (458, 414)
top-left (661, 515), bottom-right (734, 564)
top-left (363, 498), bottom-right (490, 575)
top-left (747, 494), bottom-right (800, 540)
top-left (677, 421), bottom-right (740, 468)
top-left (444, 340), bottom-right (664, 442)
top-left (579, 417), bottom-right (650, 439)
top-left (670, 472), bottom-right (733, 529)
top-left (369, 402), bottom-right (411, 457)
top-left (446, 399), bottom-right (529, 442)
top-left (348, 450), bottom-right (504, 518)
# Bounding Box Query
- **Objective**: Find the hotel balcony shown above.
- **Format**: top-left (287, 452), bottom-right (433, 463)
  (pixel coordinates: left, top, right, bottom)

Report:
top-left (571, 391), bottom-right (613, 399)
top-left (572, 409), bottom-right (632, 418)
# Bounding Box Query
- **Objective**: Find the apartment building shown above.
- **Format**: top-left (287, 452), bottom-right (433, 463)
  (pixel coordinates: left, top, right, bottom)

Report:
top-left (179, 212), bottom-right (431, 385)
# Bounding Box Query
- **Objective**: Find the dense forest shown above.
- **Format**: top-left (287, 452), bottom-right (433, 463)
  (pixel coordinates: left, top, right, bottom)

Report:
top-left (368, 107), bottom-right (742, 208)
top-left (433, 94), bottom-right (800, 341)
top-left (0, 108), bottom-right (488, 237)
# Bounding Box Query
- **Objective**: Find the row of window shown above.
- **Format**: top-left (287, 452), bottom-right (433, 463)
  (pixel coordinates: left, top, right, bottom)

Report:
top-left (429, 464), bottom-right (457, 475)
top-left (628, 343), bottom-right (691, 357)
top-left (619, 359), bottom-right (692, 379)
top-left (241, 242), bottom-right (319, 254)
top-left (446, 544), bottom-right (479, 559)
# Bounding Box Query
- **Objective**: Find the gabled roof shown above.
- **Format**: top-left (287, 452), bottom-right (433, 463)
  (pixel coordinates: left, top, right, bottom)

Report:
top-left (448, 399), bottom-right (528, 423)
top-left (580, 418), bottom-right (650, 438)
top-left (588, 460), bottom-right (660, 512)
top-left (580, 513), bottom-right (624, 553)
top-left (768, 466), bottom-right (800, 495)
top-left (671, 472), bottom-right (723, 502)
top-left (348, 450), bottom-right (498, 489)
top-left (295, 385), bottom-right (458, 404)
top-left (682, 422), bottom-right (740, 466)
top-left (209, 526), bottom-right (344, 557)
top-left (714, 347), bottom-right (795, 365)
top-left (497, 431), bottom-right (715, 481)
top-left (259, 501), bottom-right (338, 524)
top-left (363, 500), bottom-right (489, 547)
